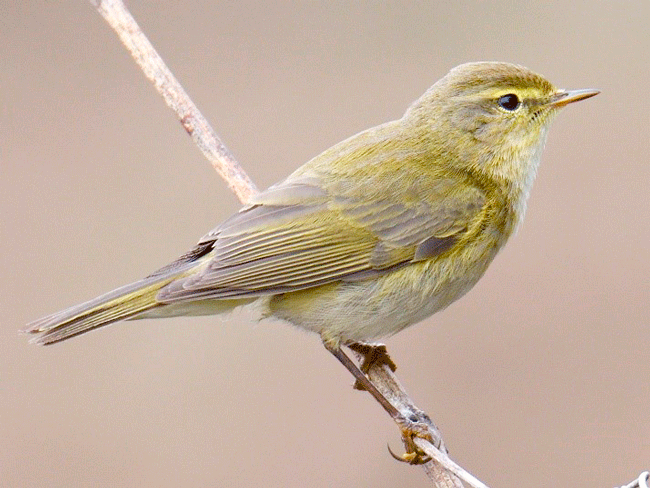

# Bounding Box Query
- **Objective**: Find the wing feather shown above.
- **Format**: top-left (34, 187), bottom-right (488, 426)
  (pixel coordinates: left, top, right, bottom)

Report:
top-left (157, 170), bottom-right (485, 303)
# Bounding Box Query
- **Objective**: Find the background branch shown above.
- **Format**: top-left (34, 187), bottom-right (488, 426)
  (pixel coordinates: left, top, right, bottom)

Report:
top-left (618, 472), bottom-right (649, 488)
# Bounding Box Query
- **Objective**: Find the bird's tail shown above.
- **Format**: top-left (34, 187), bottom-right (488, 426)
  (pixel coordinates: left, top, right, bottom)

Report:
top-left (23, 270), bottom-right (188, 346)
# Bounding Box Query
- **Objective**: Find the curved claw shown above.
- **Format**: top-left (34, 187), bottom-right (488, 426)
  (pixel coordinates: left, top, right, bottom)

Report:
top-left (387, 442), bottom-right (432, 465)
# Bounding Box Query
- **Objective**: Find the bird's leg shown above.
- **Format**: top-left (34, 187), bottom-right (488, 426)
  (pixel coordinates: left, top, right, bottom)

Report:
top-left (321, 337), bottom-right (434, 465)
top-left (347, 342), bottom-right (396, 391)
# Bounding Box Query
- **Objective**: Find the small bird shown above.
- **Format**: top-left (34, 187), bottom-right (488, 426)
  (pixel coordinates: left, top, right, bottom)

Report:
top-left (24, 62), bottom-right (598, 368)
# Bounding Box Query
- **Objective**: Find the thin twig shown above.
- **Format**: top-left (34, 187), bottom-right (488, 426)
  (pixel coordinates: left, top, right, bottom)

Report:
top-left (90, 0), bottom-right (258, 204)
top-left (414, 437), bottom-right (489, 488)
top-left (351, 347), bottom-right (470, 488)
top-left (617, 472), bottom-right (650, 488)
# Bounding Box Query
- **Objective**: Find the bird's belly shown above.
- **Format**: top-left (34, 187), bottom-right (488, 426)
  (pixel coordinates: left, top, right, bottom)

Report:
top-left (267, 246), bottom-right (497, 345)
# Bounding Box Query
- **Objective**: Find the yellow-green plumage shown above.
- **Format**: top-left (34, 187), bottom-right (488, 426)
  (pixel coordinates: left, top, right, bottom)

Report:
top-left (24, 62), bottom-right (598, 346)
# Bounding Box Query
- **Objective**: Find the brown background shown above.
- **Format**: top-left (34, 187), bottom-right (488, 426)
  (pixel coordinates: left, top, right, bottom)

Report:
top-left (2, 2), bottom-right (649, 487)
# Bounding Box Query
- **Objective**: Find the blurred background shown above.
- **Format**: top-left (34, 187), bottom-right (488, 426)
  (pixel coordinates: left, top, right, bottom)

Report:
top-left (2, 1), bottom-right (648, 487)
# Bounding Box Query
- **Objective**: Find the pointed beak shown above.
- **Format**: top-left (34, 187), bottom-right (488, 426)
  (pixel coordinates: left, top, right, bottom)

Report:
top-left (549, 88), bottom-right (600, 108)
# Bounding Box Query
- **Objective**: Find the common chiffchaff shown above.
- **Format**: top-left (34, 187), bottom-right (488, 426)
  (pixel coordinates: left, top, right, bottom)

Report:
top-left (25, 62), bottom-right (598, 357)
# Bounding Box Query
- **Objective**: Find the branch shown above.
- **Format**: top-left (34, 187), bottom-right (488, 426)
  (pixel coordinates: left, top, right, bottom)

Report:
top-left (90, 0), bottom-right (257, 205)
top-left (617, 472), bottom-right (650, 488)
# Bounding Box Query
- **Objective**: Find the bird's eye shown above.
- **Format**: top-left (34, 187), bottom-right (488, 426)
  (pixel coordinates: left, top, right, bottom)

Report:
top-left (497, 94), bottom-right (520, 111)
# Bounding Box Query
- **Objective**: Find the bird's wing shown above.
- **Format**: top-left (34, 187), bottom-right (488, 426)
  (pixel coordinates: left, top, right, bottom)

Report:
top-left (157, 173), bottom-right (485, 302)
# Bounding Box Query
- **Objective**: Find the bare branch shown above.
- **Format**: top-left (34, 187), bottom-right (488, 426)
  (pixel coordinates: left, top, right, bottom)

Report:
top-left (617, 472), bottom-right (650, 488)
top-left (414, 437), bottom-right (489, 488)
top-left (352, 347), bottom-right (481, 488)
top-left (90, 0), bottom-right (258, 204)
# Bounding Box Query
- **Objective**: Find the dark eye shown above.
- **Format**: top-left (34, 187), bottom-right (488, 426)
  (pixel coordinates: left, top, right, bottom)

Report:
top-left (498, 93), bottom-right (520, 111)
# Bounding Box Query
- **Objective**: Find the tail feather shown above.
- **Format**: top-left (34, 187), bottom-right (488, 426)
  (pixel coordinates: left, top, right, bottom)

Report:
top-left (24, 273), bottom-right (184, 346)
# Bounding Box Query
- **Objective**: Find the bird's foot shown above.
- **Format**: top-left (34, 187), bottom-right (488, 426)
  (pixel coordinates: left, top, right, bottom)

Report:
top-left (388, 414), bottom-right (435, 465)
top-left (347, 342), bottom-right (397, 391)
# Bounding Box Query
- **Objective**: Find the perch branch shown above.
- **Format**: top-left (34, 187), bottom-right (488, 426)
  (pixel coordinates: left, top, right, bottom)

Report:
top-left (90, 0), bottom-right (258, 204)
